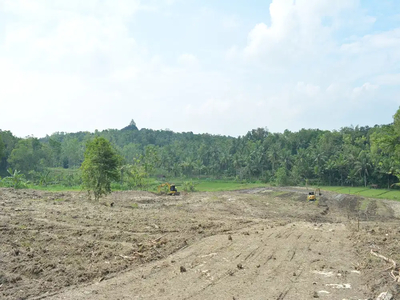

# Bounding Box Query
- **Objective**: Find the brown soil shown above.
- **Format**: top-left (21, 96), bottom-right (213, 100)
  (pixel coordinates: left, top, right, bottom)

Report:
top-left (1, 187), bottom-right (400, 300)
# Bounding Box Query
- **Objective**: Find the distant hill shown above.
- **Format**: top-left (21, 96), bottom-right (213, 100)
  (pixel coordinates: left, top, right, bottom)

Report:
top-left (121, 119), bottom-right (138, 131)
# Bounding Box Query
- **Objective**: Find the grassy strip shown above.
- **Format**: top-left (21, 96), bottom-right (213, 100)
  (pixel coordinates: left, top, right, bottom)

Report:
top-left (26, 184), bottom-right (83, 192)
top-left (19, 180), bottom-right (400, 201)
top-left (194, 180), bottom-right (267, 192)
top-left (319, 186), bottom-right (400, 201)
top-left (20, 179), bottom-right (267, 193)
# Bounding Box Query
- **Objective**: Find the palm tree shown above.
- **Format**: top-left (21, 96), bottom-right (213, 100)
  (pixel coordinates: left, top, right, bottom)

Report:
top-left (324, 158), bottom-right (336, 186)
top-left (334, 153), bottom-right (348, 186)
top-left (377, 157), bottom-right (398, 188)
top-left (267, 144), bottom-right (280, 172)
top-left (354, 151), bottom-right (372, 187)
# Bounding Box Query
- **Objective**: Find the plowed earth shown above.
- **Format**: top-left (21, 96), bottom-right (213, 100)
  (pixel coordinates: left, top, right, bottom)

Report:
top-left (1, 187), bottom-right (400, 300)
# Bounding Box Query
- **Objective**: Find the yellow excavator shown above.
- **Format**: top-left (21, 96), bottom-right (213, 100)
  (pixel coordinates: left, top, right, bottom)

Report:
top-left (158, 183), bottom-right (180, 196)
top-left (307, 188), bottom-right (321, 202)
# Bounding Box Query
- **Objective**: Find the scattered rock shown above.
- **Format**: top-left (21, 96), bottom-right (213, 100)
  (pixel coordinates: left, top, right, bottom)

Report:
top-left (377, 292), bottom-right (393, 300)
top-left (237, 263), bottom-right (243, 270)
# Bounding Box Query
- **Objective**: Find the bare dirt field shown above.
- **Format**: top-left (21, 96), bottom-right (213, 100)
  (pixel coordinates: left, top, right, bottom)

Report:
top-left (1, 187), bottom-right (400, 300)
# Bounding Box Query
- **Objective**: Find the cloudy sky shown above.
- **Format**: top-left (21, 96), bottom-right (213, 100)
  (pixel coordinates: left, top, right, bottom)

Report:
top-left (0, 0), bottom-right (399, 138)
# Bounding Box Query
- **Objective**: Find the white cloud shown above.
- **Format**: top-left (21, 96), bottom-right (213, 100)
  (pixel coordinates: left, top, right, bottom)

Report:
top-left (185, 98), bottom-right (231, 116)
top-left (2, 0), bottom-right (142, 77)
top-left (236, 0), bottom-right (398, 129)
top-left (341, 28), bottom-right (400, 54)
top-left (226, 45), bottom-right (239, 61)
top-left (0, 0), bottom-right (398, 137)
top-left (352, 82), bottom-right (379, 100)
top-left (222, 15), bottom-right (240, 30)
top-left (177, 53), bottom-right (200, 70)
top-left (243, 0), bottom-right (359, 63)
top-left (296, 82), bottom-right (320, 97)
top-left (375, 73), bottom-right (400, 85)
top-left (4, 0), bottom-right (141, 18)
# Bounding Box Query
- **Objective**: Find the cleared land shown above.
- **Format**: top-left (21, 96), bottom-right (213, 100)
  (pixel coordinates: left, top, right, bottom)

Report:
top-left (1, 187), bottom-right (400, 299)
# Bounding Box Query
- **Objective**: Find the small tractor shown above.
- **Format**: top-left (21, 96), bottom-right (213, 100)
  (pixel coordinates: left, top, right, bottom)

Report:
top-left (307, 192), bottom-right (316, 201)
top-left (307, 188), bottom-right (321, 202)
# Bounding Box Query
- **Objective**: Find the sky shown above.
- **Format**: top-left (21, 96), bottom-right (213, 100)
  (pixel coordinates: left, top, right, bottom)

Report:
top-left (0, 0), bottom-right (399, 138)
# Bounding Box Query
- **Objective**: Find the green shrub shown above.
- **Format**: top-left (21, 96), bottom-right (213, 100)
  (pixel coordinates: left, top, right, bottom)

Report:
top-left (182, 180), bottom-right (196, 192)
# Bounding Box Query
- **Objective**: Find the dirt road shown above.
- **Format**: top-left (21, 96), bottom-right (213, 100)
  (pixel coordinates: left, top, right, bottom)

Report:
top-left (1, 187), bottom-right (399, 299)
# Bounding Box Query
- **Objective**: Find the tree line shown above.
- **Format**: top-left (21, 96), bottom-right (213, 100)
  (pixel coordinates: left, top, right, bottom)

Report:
top-left (1, 109), bottom-right (400, 189)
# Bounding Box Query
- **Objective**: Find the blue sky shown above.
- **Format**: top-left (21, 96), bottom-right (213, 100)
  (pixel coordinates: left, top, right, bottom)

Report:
top-left (0, 0), bottom-right (399, 137)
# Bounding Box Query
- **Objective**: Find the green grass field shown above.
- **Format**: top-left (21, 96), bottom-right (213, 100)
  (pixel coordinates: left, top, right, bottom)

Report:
top-left (12, 175), bottom-right (400, 202)
top-left (22, 178), bottom-right (267, 193)
top-left (193, 180), bottom-right (267, 192)
top-left (319, 186), bottom-right (400, 201)
top-left (26, 184), bottom-right (83, 192)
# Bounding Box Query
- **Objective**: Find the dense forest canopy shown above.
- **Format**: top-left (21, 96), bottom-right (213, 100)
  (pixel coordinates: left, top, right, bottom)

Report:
top-left (1, 110), bottom-right (400, 189)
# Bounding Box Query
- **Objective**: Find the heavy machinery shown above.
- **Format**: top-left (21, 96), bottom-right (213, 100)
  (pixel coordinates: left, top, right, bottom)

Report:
top-left (158, 183), bottom-right (180, 196)
top-left (307, 192), bottom-right (316, 201)
top-left (307, 188), bottom-right (322, 202)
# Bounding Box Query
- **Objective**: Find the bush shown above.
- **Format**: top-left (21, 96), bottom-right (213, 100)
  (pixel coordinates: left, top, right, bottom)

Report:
top-left (2, 169), bottom-right (27, 189)
top-left (274, 167), bottom-right (290, 186)
top-left (182, 180), bottom-right (196, 192)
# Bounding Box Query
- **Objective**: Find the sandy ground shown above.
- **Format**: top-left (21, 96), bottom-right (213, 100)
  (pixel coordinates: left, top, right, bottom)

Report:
top-left (1, 187), bottom-right (399, 300)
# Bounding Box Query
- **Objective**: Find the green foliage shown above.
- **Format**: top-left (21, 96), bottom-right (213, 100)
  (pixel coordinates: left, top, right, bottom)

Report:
top-left (195, 179), bottom-right (265, 192)
top-left (3, 168), bottom-right (27, 189)
top-left (3, 107), bottom-right (400, 190)
top-left (120, 162), bottom-right (148, 189)
top-left (182, 180), bottom-right (196, 192)
top-left (81, 137), bottom-right (121, 200)
top-left (63, 172), bottom-right (82, 187)
top-left (141, 145), bottom-right (160, 175)
top-left (61, 137), bottom-right (84, 168)
top-left (0, 130), bottom-right (19, 177)
top-left (0, 135), bottom-right (5, 162)
top-left (7, 138), bottom-right (48, 174)
top-left (274, 167), bottom-right (290, 186)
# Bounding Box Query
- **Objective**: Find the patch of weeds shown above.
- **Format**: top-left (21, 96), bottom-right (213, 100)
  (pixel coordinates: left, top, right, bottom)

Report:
top-left (0, 272), bottom-right (8, 284)
top-left (21, 241), bottom-right (31, 248)
top-left (272, 191), bottom-right (288, 197)
top-left (54, 198), bottom-right (65, 202)
top-left (131, 203), bottom-right (139, 209)
top-left (208, 195), bottom-right (219, 202)
top-left (365, 200), bottom-right (378, 217)
top-left (359, 199), bottom-right (370, 211)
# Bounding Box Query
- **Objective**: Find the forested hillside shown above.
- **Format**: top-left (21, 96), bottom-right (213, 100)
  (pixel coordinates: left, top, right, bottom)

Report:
top-left (1, 109), bottom-right (400, 189)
